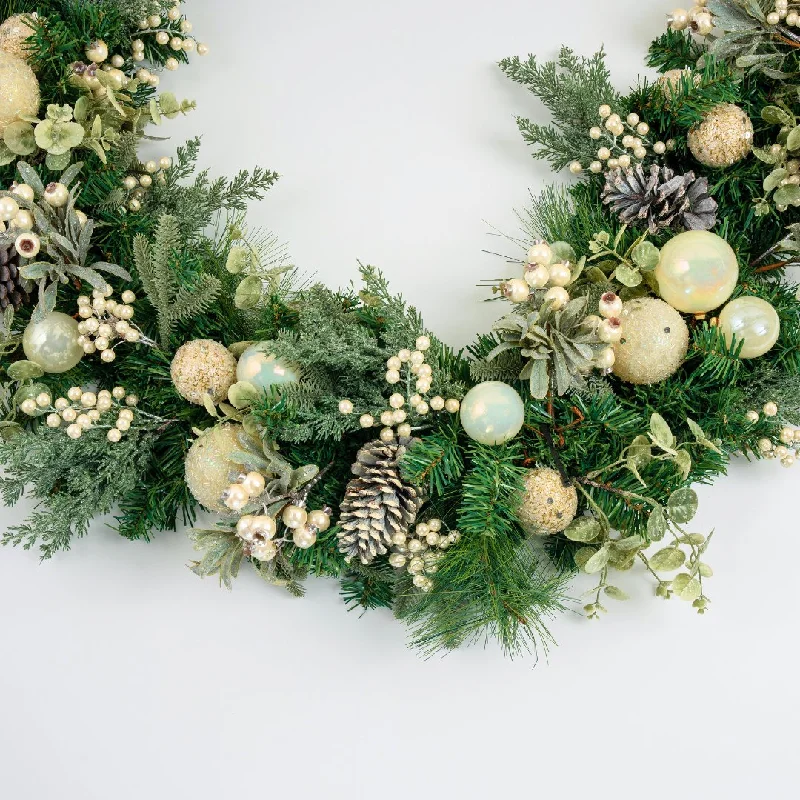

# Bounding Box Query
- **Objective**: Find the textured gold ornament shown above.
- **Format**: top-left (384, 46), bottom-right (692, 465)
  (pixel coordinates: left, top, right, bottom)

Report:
top-left (0, 14), bottom-right (37, 62)
top-left (170, 339), bottom-right (237, 405)
top-left (517, 467), bottom-right (578, 535)
top-left (612, 298), bottom-right (689, 384)
top-left (184, 423), bottom-right (244, 512)
top-left (0, 50), bottom-right (39, 135)
top-left (687, 103), bottom-right (753, 168)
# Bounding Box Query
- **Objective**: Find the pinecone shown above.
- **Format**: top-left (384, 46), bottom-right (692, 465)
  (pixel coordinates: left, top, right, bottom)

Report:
top-left (337, 437), bottom-right (423, 565)
top-left (601, 163), bottom-right (717, 234)
top-left (0, 243), bottom-right (30, 311)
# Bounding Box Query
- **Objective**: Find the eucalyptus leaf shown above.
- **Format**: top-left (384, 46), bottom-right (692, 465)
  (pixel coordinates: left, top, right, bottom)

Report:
top-left (6, 360), bottom-right (44, 381)
top-left (649, 547), bottom-right (685, 572)
top-left (3, 121), bottom-right (36, 155)
top-left (774, 184), bottom-right (800, 208)
top-left (614, 263), bottom-right (642, 288)
top-left (549, 241), bottom-right (577, 264)
top-left (584, 545), bottom-right (610, 574)
top-left (764, 168), bottom-right (788, 193)
top-left (45, 151), bottom-right (71, 171)
top-left (649, 412), bottom-right (676, 452)
top-left (762, 105), bottom-right (794, 127)
top-left (673, 449), bottom-right (692, 481)
top-left (667, 487), bottom-right (698, 524)
top-left (630, 240), bottom-right (660, 271)
top-left (564, 516), bottom-right (601, 542)
top-left (574, 547), bottom-right (597, 571)
top-left (672, 573), bottom-right (701, 602)
top-left (603, 585), bottom-right (630, 601)
top-left (227, 380), bottom-right (262, 409)
top-left (647, 506), bottom-right (667, 541)
top-left (612, 535), bottom-right (643, 552)
top-left (788, 125), bottom-right (800, 152)
top-left (234, 275), bottom-right (263, 310)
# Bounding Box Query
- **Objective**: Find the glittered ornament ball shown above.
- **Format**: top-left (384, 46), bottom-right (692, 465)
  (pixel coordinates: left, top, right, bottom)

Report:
top-left (171, 339), bottom-right (237, 405)
top-left (612, 298), bottom-right (689, 385)
top-left (460, 380), bottom-right (525, 445)
top-left (687, 103), bottom-right (753, 169)
top-left (0, 14), bottom-right (37, 62)
top-left (655, 230), bottom-right (739, 314)
top-left (22, 311), bottom-right (84, 373)
top-left (718, 296), bottom-right (780, 359)
top-left (185, 423), bottom-right (244, 512)
top-left (236, 342), bottom-right (298, 393)
top-left (0, 50), bottom-right (40, 136)
top-left (517, 468), bottom-right (578, 535)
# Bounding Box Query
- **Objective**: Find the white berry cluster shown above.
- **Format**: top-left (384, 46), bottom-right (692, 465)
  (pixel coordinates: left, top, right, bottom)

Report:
top-left (747, 401), bottom-right (800, 468)
top-left (764, 1), bottom-right (798, 27)
top-left (133, 6), bottom-right (209, 71)
top-left (569, 106), bottom-right (671, 177)
top-left (585, 292), bottom-right (625, 373)
top-left (668, 2), bottom-right (714, 36)
top-left (387, 518), bottom-right (461, 592)
top-left (0, 181), bottom-right (88, 256)
top-left (337, 335), bottom-right (461, 443)
top-left (234, 501), bottom-right (331, 561)
top-left (121, 157), bottom-right (172, 213)
top-left (19, 385), bottom-right (142, 443)
top-left (501, 240), bottom-right (573, 310)
top-left (76, 286), bottom-right (147, 363)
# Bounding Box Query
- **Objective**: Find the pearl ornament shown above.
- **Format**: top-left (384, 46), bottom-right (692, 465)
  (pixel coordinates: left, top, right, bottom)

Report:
top-left (503, 278), bottom-right (530, 303)
top-left (525, 263), bottom-right (550, 288)
top-left (66, 424), bottom-right (82, 439)
top-left (23, 312), bottom-right (84, 373)
top-left (599, 292), bottom-right (623, 318)
top-left (717, 297), bottom-right (780, 359)
top-left (385, 369), bottom-right (401, 384)
top-left (397, 423), bottom-right (412, 437)
top-left (338, 399), bottom-right (354, 414)
top-left (527, 242), bottom-right (552, 266)
top-left (43, 182), bottom-right (69, 207)
top-left (359, 414), bottom-right (374, 428)
top-left (430, 396), bottom-right (445, 411)
top-left (745, 410), bottom-right (759, 423)
top-left (547, 262), bottom-right (571, 287)
top-left (379, 427), bottom-right (395, 443)
top-left (460, 381), bottom-right (524, 445)
top-left (763, 401), bottom-right (778, 417)
top-left (308, 510), bottom-right (331, 531)
top-left (544, 286), bottom-right (569, 310)
top-left (445, 398), bottom-right (460, 413)
top-left (236, 343), bottom-right (298, 393)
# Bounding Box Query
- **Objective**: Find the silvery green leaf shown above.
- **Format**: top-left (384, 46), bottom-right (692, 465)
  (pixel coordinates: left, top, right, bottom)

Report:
top-left (549, 241), bottom-right (576, 264)
top-left (614, 264), bottom-right (642, 288)
top-left (227, 380), bottom-right (261, 409)
top-left (6, 360), bottom-right (44, 381)
top-left (557, 296), bottom-right (588, 330)
top-left (584, 266), bottom-right (607, 283)
top-left (289, 464), bottom-right (319, 490)
top-left (613, 536), bottom-right (643, 552)
top-left (630, 240), bottom-right (660, 271)
top-left (752, 145), bottom-right (779, 165)
top-left (787, 126), bottom-right (800, 152)
top-left (649, 547), bottom-right (685, 572)
top-left (3, 121), bottom-right (36, 155)
top-left (564, 517), bottom-right (601, 542)
top-left (19, 262), bottom-right (51, 281)
top-left (687, 417), bottom-right (723, 453)
top-left (15, 161), bottom-right (44, 194)
top-left (604, 585), bottom-right (629, 601)
top-left (60, 161), bottom-right (83, 189)
top-left (234, 275), bottom-right (263, 309)
top-left (529, 357), bottom-right (549, 399)
top-left (90, 261), bottom-right (132, 280)
top-left (672, 573), bottom-right (701, 602)
top-left (584, 545), bottom-right (610, 574)
top-left (150, 98), bottom-right (162, 125)
top-left (698, 562), bottom-right (714, 578)
top-left (69, 265), bottom-right (108, 290)
top-left (202, 392), bottom-right (218, 418)
top-left (647, 506), bottom-right (667, 541)
top-left (41, 279), bottom-right (58, 316)
top-left (667, 487), bottom-right (698, 524)
top-left (551, 344), bottom-right (571, 395)
top-left (764, 168), bottom-right (788, 193)
top-left (649, 412), bottom-right (676, 453)
top-left (569, 255), bottom-right (586, 285)
top-left (487, 341), bottom-right (521, 361)
top-left (673, 449), bottom-right (692, 481)
top-left (762, 105), bottom-right (794, 127)
top-left (45, 152), bottom-right (71, 172)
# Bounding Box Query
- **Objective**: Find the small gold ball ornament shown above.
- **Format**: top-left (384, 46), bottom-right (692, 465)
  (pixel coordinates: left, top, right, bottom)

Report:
top-left (184, 423), bottom-right (244, 512)
top-left (612, 298), bottom-right (689, 384)
top-left (517, 468), bottom-right (578, 535)
top-left (0, 14), bottom-right (37, 62)
top-left (0, 50), bottom-right (40, 135)
top-left (688, 103), bottom-right (753, 168)
top-left (170, 339), bottom-right (237, 405)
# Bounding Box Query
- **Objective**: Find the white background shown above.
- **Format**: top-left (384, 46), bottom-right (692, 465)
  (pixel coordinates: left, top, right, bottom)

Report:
top-left (1, 1), bottom-right (798, 798)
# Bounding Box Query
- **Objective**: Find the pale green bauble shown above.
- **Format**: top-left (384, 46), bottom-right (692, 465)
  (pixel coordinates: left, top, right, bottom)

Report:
top-left (236, 342), bottom-right (298, 392)
top-left (22, 311), bottom-right (83, 373)
top-left (0, 50), bottom-right (40, 135)
top-left (718, 296), bottom-right (780, 359)
top-left (517, 468), bottom-right (578, 535)
top-left (460, 381), bottom-right (525, 445)
top-left (655, 230), bottom-right (739, 314)
top-left (612, 298), bottom-right (689, 384)
top-left (184, 423), bottom-right (243, 512)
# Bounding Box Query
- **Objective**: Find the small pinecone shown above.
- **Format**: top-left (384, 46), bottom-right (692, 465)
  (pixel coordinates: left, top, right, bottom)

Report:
top-left (337, 437), bottom-right (423, 565)
top-left (601, 163), bottom-right (717, 234)
top-left (0, 243), bottom-right (29, 311)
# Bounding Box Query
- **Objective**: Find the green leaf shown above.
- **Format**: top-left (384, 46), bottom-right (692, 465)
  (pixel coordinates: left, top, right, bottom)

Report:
top-left (604, 585), bottom-right (629, 601)
top-left (227, 380), bottom-right (261, 409)
top-left (564, 516), bottom-right (601, 542)
top-left (630, 240), bottom-right (660, 271)
top-left (15, 161), bottom-right (44, 194)
top-left (687, 417), bottom-right (723, 454)
top-left (3, 121), bottom-right (36, 156)
top-left (158, 92), bottom-right (181, 118)
top-left (234, 275), bottom-right (263, 310)
top-left (667, 487), bottom-right (698, 524)
top-left (45, 151), bottom-right (71, 171)
top-left (787, 126), bottom-right (800, 152)
top-left (649, 547), bottom-right (686, 572)
top-left (614, 263), bottom-right (642, 288)
top-left (764, 168), bottom-right (788, 193)
top-left (150, 98), bottom-right (162, 125)
top-left (612, 535), bottom-right (643, 552)
top-left (6, 360), bottom-right (44, 381)
top-left (574, 547), bottom-right (597, 571)
top-left (672, 572), bottom-right (701, 601)
top-left (649, 412), bottom-right (676, 452)
top-left (773, 184), bottom-right (800, 207)
top-left (762, 105), bottom-right (794, 127)
top-left (673, 449), bottom-right (692, 481)
top-left (549, 241), bottom-right (577, 264)
top-left (647, 506), bottom-right (667, 541)
top-left (698, 562), bottom-right (713, 578)
top-left (584, 544), bottom-right (610, 574)
top-left (202, 392), bottom-right (218, 418)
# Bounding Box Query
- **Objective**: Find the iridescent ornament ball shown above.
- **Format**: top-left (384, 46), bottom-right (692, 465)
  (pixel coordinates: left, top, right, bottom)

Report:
top-left (655, 230), bottom-right (739, 314)
top-left (612, 298), bottom-right (689, 384)
top-left (0, 50), bottom-right (40, 135)
top-left (718, 296), bottom-right (780, 359)
top-left (460, 380), bottom-right (525, 445)
top-left (184, 423), bottom-right (243, 512)
top-left (22, 311), bottom-right (84, 373)
top-left (517, 467), bottom-right (578, 535)
top-left (236, 342), bottom-right (298, 392)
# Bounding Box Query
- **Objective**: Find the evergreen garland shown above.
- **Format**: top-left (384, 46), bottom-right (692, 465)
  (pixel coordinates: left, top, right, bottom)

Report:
top-left (1, 0), bottom-right (799, 657)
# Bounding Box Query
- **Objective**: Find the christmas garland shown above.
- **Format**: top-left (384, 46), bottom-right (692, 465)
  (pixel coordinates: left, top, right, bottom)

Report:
top-left (1, 0), bottom-right (799, 657)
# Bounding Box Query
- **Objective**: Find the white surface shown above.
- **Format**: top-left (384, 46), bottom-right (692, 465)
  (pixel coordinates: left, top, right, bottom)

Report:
top-left (1, 1), bottom-right (798, 798)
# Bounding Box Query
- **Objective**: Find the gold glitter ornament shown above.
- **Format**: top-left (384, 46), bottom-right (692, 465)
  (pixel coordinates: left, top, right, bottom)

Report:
top-left (612, 298), bottom-right (689, 384)
top-left (687, 103), bottom-right (753, 168)
top-left (0, 14), bottom-right (37, 62)
top-left (0, 50), bottom-right (39, 136)
top-left (517, 468), bottom-right (578, 535)
top-left (170, 339), bottom-right (237, 405)
top-left (185, 423), bottom-right (244, 512)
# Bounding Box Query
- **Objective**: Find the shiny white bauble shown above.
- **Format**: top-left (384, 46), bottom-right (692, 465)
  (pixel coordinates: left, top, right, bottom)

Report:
top-left (22, 312), bottom-right (84, 373)
top-left (236, 342), bottom-right (298, 392)
top-left (460, 381), bottom-right (525, 445)
top-left (717, 296), bottom-right (780, 359)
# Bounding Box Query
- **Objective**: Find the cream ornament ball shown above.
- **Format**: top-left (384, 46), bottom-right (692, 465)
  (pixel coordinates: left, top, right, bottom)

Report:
top-left (517, 468), bottom-right (578, 535)
top-left (0, 14), bottom-right (37, 62)
top-left (717, 296), bottom-right (781, 359)
top-left (612, 298), bottom-right (689, 385)
top-left (460, 381), bottom-right (525, 445)
top-left (0, 50), bottom-right (40, 136)
top-left (654, 230), bottom-right (739, 314)
top-left (170, 339), bottom-right (238, 405)
top-left (22, 311), bottom-right (84, 373)
top-left (185, 423), bottom-right (245, 512)
top-left (687, 103), bottom-right (754, 168)
top-left (236, 342), bottom-right (298, 393)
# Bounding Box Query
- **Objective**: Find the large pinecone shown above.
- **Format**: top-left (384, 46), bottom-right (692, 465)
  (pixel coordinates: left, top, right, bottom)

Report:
top-left (0, 243), bottom-right (29, 311)
top-left (337, 437), bottom-right (423, 565)
top-left (601, 163), bottom-right (717, 234)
